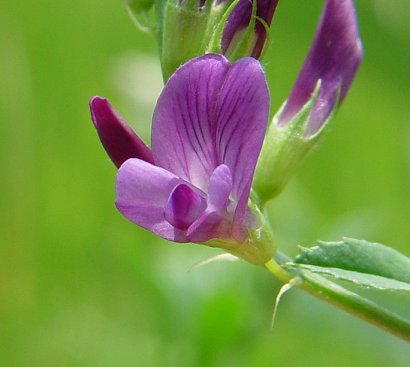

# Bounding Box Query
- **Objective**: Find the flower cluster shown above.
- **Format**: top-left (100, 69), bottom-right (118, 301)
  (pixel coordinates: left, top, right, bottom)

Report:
top-left (128, 0), bottom-right (279, 79)
top-left (89, 0), bottom-right (362, 264)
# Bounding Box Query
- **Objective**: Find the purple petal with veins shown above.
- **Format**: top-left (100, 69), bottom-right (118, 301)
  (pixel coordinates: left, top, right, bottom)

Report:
top-left (279, 0), bottom-right (362, 136)
top-left (214, 57), bottom-right (268, 235)
top-left (152, 54), bottom-right (229, 190)
top-left (152, 54), bottom-right (268, 207)
top-left (90, 97), bottom-right (154, 167)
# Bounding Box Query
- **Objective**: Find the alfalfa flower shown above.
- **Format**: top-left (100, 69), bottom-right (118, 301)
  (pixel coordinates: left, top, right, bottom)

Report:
top-left (90, 55), bottom-right (275, 264)
top-left (254, 0), bottom-right (363, 203)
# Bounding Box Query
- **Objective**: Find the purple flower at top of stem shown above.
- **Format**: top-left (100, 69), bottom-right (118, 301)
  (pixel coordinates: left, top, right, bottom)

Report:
top-left (221, 0), bottom-right (279, 59)
top-left (278, 0), bottom-right (363, 136)
top-left (90, 55), bottom-right (271, 260)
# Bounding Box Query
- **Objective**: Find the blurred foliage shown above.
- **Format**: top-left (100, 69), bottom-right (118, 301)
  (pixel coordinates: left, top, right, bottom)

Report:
top-left (1, 0), bottom-right (410, 365)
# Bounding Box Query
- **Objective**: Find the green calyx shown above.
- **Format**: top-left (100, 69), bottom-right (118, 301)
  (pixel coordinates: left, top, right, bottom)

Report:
top-left (128, 0), bottom-right (271, 81)
top-left (253, 81), bottom-right (335, 205)
top-left (127, 0), bottom-right (157, 33)
top-left (160, 3), bottom-right (216, 80)
top-left (160, 0), bottom-right (242, 81)
top-left (203, 197), bottom-right (276, 266)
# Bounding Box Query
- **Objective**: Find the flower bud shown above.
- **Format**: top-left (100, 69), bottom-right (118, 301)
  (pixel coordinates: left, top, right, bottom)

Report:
top-left (221, 0), bottom-right (279, 61)
top-left (278, 0), bottom-right (362, 137)
top-left (89, 97), bottom-right (153, 168)
top-left (253, 0), bottom-right (362, 203)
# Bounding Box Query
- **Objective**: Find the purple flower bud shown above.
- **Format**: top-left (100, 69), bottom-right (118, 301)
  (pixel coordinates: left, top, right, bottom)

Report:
top-left (279, 0), bottom-right (363, 136)
top-left (221, 0), bottom-right (279, 59)
top-left (89, 97), bottom-right (154, 168)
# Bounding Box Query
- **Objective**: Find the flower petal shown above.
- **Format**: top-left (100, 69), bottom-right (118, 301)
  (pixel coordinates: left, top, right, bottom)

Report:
top-left (207, 164), bottom-right (232, 211)
top-left (164, 183), bottom-right (207, 230)
top-left (90, 97), bottom-right (154, 168)
top-left (152, 54), bottom-right (230, 191)
top-left (115, 158), bottom-right (187, 242)
top-left (186, 211), bottom-right (230, 243)
top-left (186, 165), bottom-right (233, 243)
top-left (215, 57), bottom-right (269, 211)
top-left (279, 0), bottom-right (362, 136)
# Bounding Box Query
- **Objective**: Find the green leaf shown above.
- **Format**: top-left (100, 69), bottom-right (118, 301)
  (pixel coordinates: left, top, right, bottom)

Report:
top-left (285, 263), bottom-right (410, 293)
top-left (294, 237), bottom-right (410, 284)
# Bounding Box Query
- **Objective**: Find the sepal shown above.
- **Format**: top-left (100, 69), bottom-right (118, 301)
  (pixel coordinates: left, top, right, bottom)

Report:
top-left (253, 82), bottom-right (335, 204)
top-left (203, 197), bottom-right (276, 265)
top-left (160, 0), bottom-right (231, 80)
top-left (127, 0), bottom-right (156, 33)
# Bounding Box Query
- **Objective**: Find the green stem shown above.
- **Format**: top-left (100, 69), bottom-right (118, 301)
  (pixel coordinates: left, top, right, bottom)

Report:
top-left (265, 253), bottom-right (410, 343)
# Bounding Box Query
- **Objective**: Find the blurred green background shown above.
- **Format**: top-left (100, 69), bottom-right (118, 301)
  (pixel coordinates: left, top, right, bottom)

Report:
top-left (1, 0), bottom-right (410, 365)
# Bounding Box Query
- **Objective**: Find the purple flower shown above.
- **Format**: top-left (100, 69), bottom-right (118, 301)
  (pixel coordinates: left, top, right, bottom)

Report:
top-left (278, 0), bottom-right (362, 136)
top-left (221, 0), bottom-right (279, 59)
top-left (90, 55), bottom-right (269, 251)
